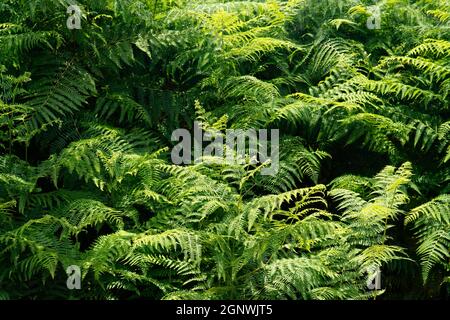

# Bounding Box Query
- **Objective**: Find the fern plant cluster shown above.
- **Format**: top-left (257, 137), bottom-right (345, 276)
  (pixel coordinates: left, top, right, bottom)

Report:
top-left (0, 0), bottom-right (448, 300)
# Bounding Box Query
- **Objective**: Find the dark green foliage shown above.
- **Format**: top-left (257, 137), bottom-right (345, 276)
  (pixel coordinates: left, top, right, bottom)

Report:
top-left (0, 0), bottom-right (448, 300)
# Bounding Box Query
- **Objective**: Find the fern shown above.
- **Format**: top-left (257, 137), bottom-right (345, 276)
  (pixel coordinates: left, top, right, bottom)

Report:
top-left (24, 59), bottom-right (97, 130)
top-left (1, 0), bottom-right (449, 300)
top-left (406, 195), bottom-right (450, 283)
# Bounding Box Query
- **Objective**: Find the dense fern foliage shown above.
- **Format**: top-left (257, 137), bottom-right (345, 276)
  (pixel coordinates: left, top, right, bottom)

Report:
top-left (0, 0), bottom-right (448, 300)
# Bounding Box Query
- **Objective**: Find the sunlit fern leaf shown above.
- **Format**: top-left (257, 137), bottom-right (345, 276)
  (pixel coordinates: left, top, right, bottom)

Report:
top-left (329, 175), bottom-right (373, 196)
top-left (352, 245), bottom-right (408, 272)
top-left (406, 195), bottom-right (450, 225)
top-left (405, 195), bottom-right (450, 282)
top-left (380, 56), bottom-right (450, 82)
top-left (220, 75), bottom-right (280, 103)
top-left (416, 230), bottom-right (450, 283)
top-left (407, 39), bottom-right (450, 58)
top-left (0, 215), bottom-right (80, 281)
top-left (262, 257), bottom-right (336, 299)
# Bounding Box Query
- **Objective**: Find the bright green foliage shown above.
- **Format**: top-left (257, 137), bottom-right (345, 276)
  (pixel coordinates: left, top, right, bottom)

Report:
top-left (0, 0), bottom-right (448, 300)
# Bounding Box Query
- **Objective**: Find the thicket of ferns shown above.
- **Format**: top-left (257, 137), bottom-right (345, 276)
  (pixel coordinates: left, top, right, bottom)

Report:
top-left (0, 0), bottom-right (448, 300)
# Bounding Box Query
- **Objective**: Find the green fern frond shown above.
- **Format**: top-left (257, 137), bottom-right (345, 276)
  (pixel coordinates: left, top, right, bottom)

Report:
top-left (24, 59), bottom-right (96, 129)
